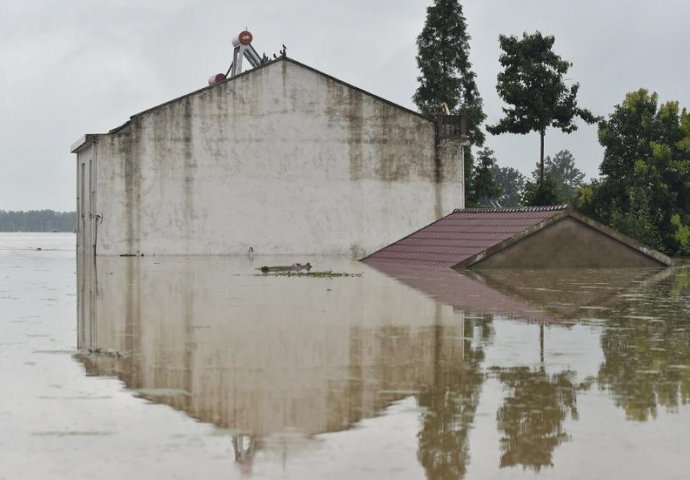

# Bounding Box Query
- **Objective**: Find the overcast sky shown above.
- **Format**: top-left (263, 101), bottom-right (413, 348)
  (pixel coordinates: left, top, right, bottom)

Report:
top-left (2, 0), bottom-right (689, 211)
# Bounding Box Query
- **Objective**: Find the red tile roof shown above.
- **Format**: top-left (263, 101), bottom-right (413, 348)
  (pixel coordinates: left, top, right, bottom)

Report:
top-left (363, 206), bottom-right (567, 268)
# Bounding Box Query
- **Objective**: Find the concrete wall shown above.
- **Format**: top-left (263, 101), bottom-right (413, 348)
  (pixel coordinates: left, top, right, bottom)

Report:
top-left (78, 59), bottom-right (464, 257)
top-left (473, 217), bottom-right (663, 269)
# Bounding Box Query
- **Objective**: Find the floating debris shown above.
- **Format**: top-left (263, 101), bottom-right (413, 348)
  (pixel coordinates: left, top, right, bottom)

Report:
top-left (261, 270), bottom-right (363, 278)
top-left (258, 262), bottom-right (312, 273)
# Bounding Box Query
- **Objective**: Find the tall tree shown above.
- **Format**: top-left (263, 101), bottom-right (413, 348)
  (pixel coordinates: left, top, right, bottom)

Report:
top-left (542, 150), bottom-right (585, 201)
top-left (492, 166), bottom-right (525, 207)
top-left (468, 147), bottom-right (501, 206)
top-left (414, 0), bottom-right (487, 196)
top-left (527, 149), bottom-right (585, 204)
top-left (487, 32), bottom-right (596, 204)
top-left (521, 176), bottom-right (561, 207)
top-left (584, 89), bottom-right (690, 253)
top-left (414, 0), bottom-right (486, 143)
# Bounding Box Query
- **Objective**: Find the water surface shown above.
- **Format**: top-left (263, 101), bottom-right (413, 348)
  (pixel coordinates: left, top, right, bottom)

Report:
top-left (1, 233), bottom-right (689, 479)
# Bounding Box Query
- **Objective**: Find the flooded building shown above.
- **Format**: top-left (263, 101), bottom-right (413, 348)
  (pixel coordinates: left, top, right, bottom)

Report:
top-left (71, 55), bottom-right (467, 260)
top-left (364, 206), bottom-right (673, 269)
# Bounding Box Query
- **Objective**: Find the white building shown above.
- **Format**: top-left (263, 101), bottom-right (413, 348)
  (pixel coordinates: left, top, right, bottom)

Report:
top-left (71, 57), bottom-right (467, 260)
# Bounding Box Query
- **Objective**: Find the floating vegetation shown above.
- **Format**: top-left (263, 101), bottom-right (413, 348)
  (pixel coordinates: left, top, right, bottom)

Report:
top-left (259, 270), bottom-right (363, 278)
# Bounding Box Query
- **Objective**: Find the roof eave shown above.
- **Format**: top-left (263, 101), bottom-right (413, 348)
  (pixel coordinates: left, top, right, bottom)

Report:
top-left (70, 134), bottom-right (101, 154)
top-left (74, 56), bottom-right (438, 145)
top-left (567, 210), bottom-right (673, 266)
top-left (453, 209), bottom-right (673, 270)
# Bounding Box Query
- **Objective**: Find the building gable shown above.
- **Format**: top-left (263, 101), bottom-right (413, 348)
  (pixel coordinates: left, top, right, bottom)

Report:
top-left (462, 214), bottom-right (668, 269)
top-left (363, 207), bottom-right (672, 269)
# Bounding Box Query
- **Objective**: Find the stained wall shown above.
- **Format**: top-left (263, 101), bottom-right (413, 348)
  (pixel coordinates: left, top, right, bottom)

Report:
top-left (75, 59), bottom-right (464, 257)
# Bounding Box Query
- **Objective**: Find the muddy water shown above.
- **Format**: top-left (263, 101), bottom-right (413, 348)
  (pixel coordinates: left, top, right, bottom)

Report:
top-left (2, 233), bottom-right (690, 479)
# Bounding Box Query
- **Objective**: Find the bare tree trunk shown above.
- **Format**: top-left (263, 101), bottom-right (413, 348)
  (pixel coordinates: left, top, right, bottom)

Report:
top-left (540, 323), bottom-right (544, 364)
top-left (539, 130), bottom-right (545, 187)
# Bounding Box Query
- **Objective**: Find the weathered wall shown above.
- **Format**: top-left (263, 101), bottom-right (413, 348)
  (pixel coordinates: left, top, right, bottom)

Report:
top-left (87, 59), bottom-right (463, 256)
top-left (472, 217), bottom-right (664, 269)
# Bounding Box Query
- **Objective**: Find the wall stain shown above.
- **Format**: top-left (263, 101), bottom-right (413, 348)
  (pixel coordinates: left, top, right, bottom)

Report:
top-left (347, 88), bottom-right (364, 181)
top-left (182, 99), bottom-right (195, 252)
top-left (120, 130), bottom-right (140, 255)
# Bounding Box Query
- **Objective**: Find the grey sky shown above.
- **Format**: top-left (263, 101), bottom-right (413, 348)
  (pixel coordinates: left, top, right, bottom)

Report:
top-left (2, 0), bottom-right (689, 211)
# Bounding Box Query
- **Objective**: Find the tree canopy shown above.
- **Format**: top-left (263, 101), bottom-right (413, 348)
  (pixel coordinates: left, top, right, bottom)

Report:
top-left (414, 0), bottom-right (486, 147)
top-left (577, 89), bottom-right (690, 254)
top-left (523, 149), bottom-right (585, 206)
top-left (492, 165), bottom-right (525, 208)
top-left (467, 147), bottom-right (501, 207)
top-left (0, 210), bottom-right (75, 232)
top-left (539, 150), bottom-right (585, 202)
top-left (488, 31), bottom-right (596, 204)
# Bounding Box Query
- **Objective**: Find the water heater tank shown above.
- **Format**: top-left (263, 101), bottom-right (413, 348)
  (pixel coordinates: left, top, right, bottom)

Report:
top-left (231, 30), bottom-right (253, 48)
top-left (208, 73), bottom-right (227, 86)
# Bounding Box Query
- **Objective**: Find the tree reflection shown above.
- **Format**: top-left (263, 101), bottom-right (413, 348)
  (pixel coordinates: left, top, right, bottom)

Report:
top-left (492, 367), bottom-right (580, 472)
top-left (417, 314), bottom-right (492, 480)
top-left (597, 269), bottom-right (690, 421)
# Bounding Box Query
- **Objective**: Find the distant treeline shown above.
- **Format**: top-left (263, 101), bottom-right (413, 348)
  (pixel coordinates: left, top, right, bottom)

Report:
top-left (0, 210), bottom-right (76, 232)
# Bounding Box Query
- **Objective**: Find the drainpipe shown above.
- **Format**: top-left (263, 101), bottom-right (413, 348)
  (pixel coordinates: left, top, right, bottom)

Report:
top-left (459, 138), bottom-right (470, 210)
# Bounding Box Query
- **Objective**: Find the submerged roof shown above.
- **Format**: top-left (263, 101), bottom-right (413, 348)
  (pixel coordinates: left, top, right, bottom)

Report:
top-left (363, 206), bottom-right (568, 268)
top-left (366, 261), bottom-right (553, 323)
top-left (363, 206), bottom-right (673, 269)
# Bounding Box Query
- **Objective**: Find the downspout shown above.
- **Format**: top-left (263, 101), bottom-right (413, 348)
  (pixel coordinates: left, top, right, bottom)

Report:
top-left (459, 137), bottom-right (470, 210)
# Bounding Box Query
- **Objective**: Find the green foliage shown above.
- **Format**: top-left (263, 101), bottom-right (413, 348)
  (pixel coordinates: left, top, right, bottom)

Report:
top-left (0, 210), bottom-right (75, 232)
top-left (488, 32), bottom-right (596, 137)
top-left (610, 208), bottom-right (664, 251)
top-left (588, 89), bottom-right (690, 255)
top-left (488, 31), bottom-right (596, 197)
top-left (467, 147), bottom-right (501, 206)
top-left (539, 150), bottom-right (585, 202)
top-left (526, 149), bottom-right (585, 205)
top-left (573, 183), bottom-right (595, 214)
top-left (414, 0), bottom-right (486, 146)
top-left (521, 176), bottom-right (561, 206)
top-left (492, 165), bottom-right (525, 207)
top-left (671, 214), bottom-right (690, 256)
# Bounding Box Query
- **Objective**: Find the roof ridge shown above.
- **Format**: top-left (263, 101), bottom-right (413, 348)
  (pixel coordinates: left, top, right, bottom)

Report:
top-left (452, 205), bottom-right (569, 214)
top-left (106, 56), bottom-right (433, 135)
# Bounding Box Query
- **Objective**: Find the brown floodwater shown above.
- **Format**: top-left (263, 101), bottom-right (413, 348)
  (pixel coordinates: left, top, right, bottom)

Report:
top-left (2, 233), bottom-right (689, 479)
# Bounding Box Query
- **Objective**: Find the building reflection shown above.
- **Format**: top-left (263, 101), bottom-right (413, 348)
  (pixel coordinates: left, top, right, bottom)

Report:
top-left (76, 256), bottom-right (689, 477)
top-left (76, 256), bottom-right (477, 475)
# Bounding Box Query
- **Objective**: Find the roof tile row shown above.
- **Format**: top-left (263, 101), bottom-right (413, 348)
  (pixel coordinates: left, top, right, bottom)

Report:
top-left (364, 207), bottom-right (566, 268)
